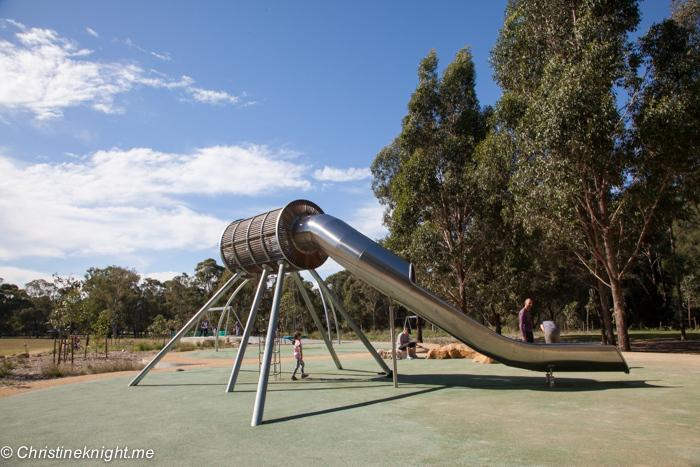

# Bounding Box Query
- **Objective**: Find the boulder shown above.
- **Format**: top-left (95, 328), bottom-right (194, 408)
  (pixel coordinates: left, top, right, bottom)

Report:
top-left (441, 343), bottom-right (479, 359)
top-left (426, 348), bottom-right (450, 359)
top-left (473, 354), bottom-right (500, 364)
top-left (425, 343), bottom-right (496, 362)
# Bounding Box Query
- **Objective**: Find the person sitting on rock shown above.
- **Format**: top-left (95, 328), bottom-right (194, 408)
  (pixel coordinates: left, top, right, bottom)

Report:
top-left (397, 327), bottom-right (418, 359)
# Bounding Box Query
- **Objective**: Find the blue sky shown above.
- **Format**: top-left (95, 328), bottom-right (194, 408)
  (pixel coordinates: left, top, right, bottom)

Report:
top-left (0, 1), bottom-right (672, 287)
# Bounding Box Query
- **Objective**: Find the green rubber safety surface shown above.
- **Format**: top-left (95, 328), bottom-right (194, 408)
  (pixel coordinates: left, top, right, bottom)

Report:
top-left (1, 354), bottom-right (699, 466)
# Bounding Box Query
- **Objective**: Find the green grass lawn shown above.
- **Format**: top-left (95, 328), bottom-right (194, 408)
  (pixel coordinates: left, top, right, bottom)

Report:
top-left (0, 337), bottom-right (169, 356)
top-left (0, 337), bottom-right (55, 355)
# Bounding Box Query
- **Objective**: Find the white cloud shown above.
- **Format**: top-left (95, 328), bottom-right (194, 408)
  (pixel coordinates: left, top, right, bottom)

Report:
top-left (0, 144), bottom-right (311, 260)
top-left (313, 166), bottom-right (371, 182)
top-left (347, 200), bottom-right (388, 240)
top-left (0, 266), bottom-right (53, 288)
top-left (0, 20), bottom-right (243, 120)
top-left (186, 87), bottom-right (238, 105)
top-left (125, 38), bottom-right (171, 61)
top-left (86, 27), bottom-right (99, 38)
top-left (142, 271), bottom-right (180, 283)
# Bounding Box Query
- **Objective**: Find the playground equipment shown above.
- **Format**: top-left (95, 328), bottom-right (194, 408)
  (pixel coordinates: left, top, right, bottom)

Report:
top-left (129, 199), bottom-right (629, 426)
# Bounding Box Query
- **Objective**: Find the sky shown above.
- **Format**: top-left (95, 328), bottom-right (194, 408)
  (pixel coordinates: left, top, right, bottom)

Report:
top-left (0, 1), bottom-right (673, 288)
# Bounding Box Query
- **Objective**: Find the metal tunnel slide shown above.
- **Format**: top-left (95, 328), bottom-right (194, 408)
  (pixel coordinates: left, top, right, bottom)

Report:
top-left (292, 213), bottom-right (629, 374)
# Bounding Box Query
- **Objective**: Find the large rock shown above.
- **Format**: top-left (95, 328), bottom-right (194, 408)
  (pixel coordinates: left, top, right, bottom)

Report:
top-left (473, 354), bottom-right (499, 364)
top-left (426, 348), bottom-right (450, 359)
top-left (425, 343), bottom-right (498, 363)
top-left (443, 343), bottom-right (480, 359)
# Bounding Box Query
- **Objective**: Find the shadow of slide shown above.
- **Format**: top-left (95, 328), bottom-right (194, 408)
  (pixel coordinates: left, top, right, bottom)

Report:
top-left (396, 373), bottom-right (670, 392)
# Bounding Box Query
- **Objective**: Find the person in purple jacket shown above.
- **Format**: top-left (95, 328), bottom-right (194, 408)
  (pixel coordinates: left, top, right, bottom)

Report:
top-left (519, 299), bottom-right (534, 343)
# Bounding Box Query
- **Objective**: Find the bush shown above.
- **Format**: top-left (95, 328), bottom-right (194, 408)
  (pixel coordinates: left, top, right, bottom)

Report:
top-left (0, 358), bottom-right (16, 378)
top-left (174, 342), bottom-right (196, 352)
top-left (41, 360), bottom-right (146, 378)
top-left (84, 361), bottom-right (145, 374)
top-left (133, 342), bottom-right (165, 352)
top-left (41, 363), bottom-right (80, 378)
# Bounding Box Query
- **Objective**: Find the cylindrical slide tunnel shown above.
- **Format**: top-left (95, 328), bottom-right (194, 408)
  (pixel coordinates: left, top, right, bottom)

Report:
top-left (219, 199), bottom-right (328, 274)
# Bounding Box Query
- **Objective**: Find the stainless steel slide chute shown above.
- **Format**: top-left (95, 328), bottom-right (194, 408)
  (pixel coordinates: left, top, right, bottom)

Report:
top-left (292, 212), bottom-right (629, 374)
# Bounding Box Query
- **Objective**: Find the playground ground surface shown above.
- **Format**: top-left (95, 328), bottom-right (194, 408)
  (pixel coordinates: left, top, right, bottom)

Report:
top-left (1, 341), bottom-right (699, 466)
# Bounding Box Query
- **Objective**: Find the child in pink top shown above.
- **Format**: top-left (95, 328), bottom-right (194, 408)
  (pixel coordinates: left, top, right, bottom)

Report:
top-left (291, 331), bottom-right (309, 381)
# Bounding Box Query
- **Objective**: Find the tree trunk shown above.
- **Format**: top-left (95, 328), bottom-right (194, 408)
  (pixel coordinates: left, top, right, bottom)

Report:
top-left (490, 304), bottom-right (502, 335)
top-left (669, 224), bottom-right (688, 341)
top-left (598, 193), bottom-right (629, 351)
top-left (609, 277), bottom-right (630, 351)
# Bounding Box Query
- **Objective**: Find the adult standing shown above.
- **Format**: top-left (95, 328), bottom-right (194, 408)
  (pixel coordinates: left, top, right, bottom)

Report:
top-left (201, 320), bottom-right (210, 337)
top-left (519, 299), bottom-right (534, 343)
top-left (540, 321), bottom-right (560, 343)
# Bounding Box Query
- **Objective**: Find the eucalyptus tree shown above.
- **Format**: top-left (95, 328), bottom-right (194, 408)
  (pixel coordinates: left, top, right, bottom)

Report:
top-left (490, 0), bottom-right (700, 350)
top-left (163, 273), bottom-right (200, 328)
top-left (371, 47), bottom-right (492, 316)
top-left (0, 281), bottom-right (30, 337)
top-left (194, 258), bottom-right (225, 298)
top-left (23, 279), bottom-right (59, 337)
top-left (635, 0), bottom-right (700, 340)
top-left (50, 275), bottom-right (86, 337)
top-left (83, 266), bottom-right (141, 338)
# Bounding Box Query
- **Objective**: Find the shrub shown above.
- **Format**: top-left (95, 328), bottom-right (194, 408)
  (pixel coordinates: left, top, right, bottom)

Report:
top-left (174, 342), bottom-right (196, 352)
top-left (0, 358), bottom-right (16, 378)
top-left (84, 361), bottom-right (145, 374)
top-left (42, 360), bottom-right (146, 378)
top-left (41, 363), bottom-right (80, 378)
top-left (133, 342), bottom-right (165, 352)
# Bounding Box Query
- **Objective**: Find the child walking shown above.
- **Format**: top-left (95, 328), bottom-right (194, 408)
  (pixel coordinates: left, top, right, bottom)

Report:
top-left (291, 331), bottom-right (309, 381)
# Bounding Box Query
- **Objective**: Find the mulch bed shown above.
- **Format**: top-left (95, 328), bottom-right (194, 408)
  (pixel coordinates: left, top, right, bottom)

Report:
top-left (0, 350), bottom-right (153, 386)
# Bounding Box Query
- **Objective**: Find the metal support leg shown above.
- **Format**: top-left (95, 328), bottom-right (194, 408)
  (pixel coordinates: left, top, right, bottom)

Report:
top-left (389, 302), bottom-right (397, 387)
top-left (330, 299), bottom-right (341, 344)
top-left (226, 267), bottom-right (270, 393)
top-left (313, 273), bottom-right (341, 344)
top-left (547, 365), bottom-right (555, 388)
top-left (316, 276), bottom-right (334, 342)
top-left (252, 261), bottom-right (287, 426)
top-left (129, 271), bottom-right (243, 386)
top-left (309, 270), bottom-right (391, 375)
top-left (292, 272), bottom-right (342, 370)
top-left (216, 279), bottom-right (249, 352)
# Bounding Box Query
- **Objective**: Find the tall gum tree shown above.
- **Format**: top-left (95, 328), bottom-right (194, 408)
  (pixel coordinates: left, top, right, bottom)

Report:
top-left (371, 48), bottom-right (492, 316)
top-left (490, 0), bottom-right (700, 350)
